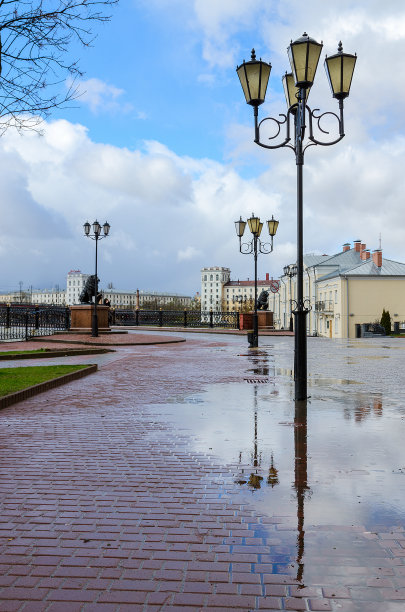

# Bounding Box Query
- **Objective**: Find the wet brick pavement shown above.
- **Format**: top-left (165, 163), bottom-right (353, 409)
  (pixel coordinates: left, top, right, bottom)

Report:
top-left (0, 332), bottom-right (404, 610)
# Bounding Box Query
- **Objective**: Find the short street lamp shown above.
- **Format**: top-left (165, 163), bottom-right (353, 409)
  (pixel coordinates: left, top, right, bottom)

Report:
top-left (283, 264), bottom-right (297, 332)
top-left (237, 35), bottom-right (356, 399)
top-left (235, 213), bottom-right (279, 348)
top-left (83, 220), bottom-right (110, 337)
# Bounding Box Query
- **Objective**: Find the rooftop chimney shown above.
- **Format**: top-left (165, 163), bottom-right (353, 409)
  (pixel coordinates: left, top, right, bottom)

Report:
top-left (372, 250), bottom-right (382, 268)
top-left (266, 272), bottom-right (269, 281)
top-left (360, 249), bottom-right (370, 261)
top-left (342, 243), bottom-right (350, 252)
top-left (354, 240), bottom-right (362, 253)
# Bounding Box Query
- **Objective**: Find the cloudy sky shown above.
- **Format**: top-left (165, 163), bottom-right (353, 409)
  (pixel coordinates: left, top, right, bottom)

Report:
top-left (1, 0), bottom-right (404, 296)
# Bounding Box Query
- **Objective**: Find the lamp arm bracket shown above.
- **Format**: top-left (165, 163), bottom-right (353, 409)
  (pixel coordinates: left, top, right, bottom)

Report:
top-left (306, 107), bottom-right (345, 148)
top-left (240, 241), bottom-right (254, 254)
top-left (258, 241), bottom-right (274, 254)
top-left (255, 113), bottom-right (293, 150)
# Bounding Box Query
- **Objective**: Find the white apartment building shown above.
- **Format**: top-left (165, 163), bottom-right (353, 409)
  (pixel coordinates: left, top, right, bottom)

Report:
top-left (31, 289), bottom-right (66, 305)
top-left (103, 290), bottom-right (192, 309)
top-left (0, 288), bottom-right (66, 305)
top-left (66, 270), bottom-right (90, 305)
top-left (201, 267), bottom-right (231, 311)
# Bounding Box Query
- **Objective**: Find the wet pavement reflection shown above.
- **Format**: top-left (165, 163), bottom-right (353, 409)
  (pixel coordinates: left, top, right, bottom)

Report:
top-left (147, 332), bottom-right (405, 591)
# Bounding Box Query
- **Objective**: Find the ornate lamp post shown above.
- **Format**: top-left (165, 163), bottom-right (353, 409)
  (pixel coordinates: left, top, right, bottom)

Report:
top-left (236, 35), bottom-right (356, 399)
top-left (283, 264), bottom-right (297, 331)
top-left (235, 213), bottom-right (279, 348)
top-left (83, 220), bottom-right (110, 337)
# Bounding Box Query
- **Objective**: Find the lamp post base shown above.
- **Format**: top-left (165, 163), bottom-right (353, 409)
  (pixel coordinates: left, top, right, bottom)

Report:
top-left (294, 308), bottom-right (308, 401)
top-left (248, 331), bottom-right (259, 348)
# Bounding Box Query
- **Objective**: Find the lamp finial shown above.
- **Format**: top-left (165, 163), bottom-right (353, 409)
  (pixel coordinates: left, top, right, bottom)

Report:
top-left (251, 49), bottom-right (256, 60)
top-left (338, 41), bottom-right (343, 53)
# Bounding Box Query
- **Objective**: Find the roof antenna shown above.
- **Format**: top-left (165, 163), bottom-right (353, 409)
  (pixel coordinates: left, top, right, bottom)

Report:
top-left (379, 233), bottom-right (382, 250)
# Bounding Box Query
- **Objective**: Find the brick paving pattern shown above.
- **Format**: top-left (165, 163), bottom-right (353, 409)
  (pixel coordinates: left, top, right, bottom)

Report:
top-left (0, 334), bottom-right (403, 610)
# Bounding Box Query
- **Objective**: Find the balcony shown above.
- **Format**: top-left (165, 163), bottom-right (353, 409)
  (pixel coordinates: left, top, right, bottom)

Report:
top-left (315, 300), bottom-right (334, 313)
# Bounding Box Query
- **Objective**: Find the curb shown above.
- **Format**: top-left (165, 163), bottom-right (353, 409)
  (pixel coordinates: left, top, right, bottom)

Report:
top-left (0, 364), bottom-right (98, 409)
top-left (113, 326), bottom-right (294, 336)
top-left (0, 349), bottom-right (113, 360)
top-left (30, 337), bottom-right (187, 346)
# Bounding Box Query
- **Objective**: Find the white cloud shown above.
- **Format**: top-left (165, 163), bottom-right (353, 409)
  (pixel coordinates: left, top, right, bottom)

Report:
top-left (68, 77), bottom-right (135, 115)
top-left (177, 246), bottom-right (202, 261)
top-left (1, 97), bottom-right (405, 294)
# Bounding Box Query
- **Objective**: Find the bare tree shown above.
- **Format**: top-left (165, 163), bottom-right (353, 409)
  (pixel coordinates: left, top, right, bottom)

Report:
top-left (0, 0), bottom-right (118, 133)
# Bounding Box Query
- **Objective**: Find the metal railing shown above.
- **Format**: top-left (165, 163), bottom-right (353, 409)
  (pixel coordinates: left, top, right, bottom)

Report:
top-left (0, 305), bottom-right (70, 342)
top-left (315, 300), bottom-right (334, 313)
top-left (113, 309), bottom-right (240, 330)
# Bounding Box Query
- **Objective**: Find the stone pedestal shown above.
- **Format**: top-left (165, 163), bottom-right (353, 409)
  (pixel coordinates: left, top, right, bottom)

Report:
top-left (239, 313), bottom-right (253, 330)
top-left (257, 310), bottom-right (273, 328)
top-left (70, 305), bottom-right (110, 333)
top-left (239, 311), bottom-right (273, 330)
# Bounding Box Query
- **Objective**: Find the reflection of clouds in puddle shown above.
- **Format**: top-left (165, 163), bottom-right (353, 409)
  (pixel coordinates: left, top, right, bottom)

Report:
top-left (159, 381), bottom-right (405, 529)
top-left (147, 334), bottom-right (405, 590)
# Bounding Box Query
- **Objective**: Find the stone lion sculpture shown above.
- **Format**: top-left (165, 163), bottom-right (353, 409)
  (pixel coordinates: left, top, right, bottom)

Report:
top-left (256, 289), bottom-right (269, 311)
top-left (79, 275), bottom-right (102, 304)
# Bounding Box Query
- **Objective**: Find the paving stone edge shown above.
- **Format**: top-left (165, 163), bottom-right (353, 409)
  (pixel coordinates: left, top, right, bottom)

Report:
top-left (0, 363), bottom-right (98, 409)
top-left (0, 348), bottom-right (113, 360)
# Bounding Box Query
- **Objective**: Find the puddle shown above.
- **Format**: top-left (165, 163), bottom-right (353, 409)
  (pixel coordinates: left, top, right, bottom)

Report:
top-left (145, 333), bottom-right (405, 586)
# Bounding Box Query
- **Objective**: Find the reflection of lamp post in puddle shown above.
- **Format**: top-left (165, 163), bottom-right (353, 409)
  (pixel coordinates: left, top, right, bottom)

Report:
top-left (236, 382), bottom-right (279, 490)
top-left (294, 399), bottom-right (310, 584)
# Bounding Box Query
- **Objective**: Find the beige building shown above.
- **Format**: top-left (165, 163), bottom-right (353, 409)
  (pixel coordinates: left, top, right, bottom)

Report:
top-left (276, 240), bottom-right (405, 338)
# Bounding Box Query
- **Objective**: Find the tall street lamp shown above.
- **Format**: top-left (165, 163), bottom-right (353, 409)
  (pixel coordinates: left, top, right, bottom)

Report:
top-left (283, 263), bottom-right (297, 332)
top-left (237, 35), bottom-right (356, 399)
top-left (235, 213), bottom-right (279, 348)
top-left (83, 220), bottom-right (110, 337)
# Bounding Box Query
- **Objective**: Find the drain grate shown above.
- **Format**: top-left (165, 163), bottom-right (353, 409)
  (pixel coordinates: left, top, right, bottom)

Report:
top-left (244, 378), bottom-right (269, 383)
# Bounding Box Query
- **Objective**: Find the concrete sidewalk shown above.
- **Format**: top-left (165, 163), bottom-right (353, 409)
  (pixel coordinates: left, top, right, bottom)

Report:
top-left (0, 333), bottom-right (404, 611)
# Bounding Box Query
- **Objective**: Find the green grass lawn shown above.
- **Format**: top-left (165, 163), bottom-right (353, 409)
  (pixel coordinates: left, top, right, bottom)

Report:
top-left (0, 365), bottom-right (89, 396)
top-left (0, 349), bottom-right (50, 356)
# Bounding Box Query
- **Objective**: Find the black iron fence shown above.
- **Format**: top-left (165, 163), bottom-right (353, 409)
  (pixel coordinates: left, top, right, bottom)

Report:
top-left (0, 305), bottom-right (70, 341)
top-left (113, 309), bottom-right (240, 330)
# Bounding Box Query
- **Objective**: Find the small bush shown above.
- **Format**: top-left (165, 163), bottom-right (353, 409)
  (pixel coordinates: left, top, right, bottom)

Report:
top-left (380, 308), bottom-right (391, 335)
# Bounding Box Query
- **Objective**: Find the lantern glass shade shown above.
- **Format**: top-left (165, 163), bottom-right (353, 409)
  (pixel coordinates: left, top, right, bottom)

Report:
top-left (257, 222), bottom-right (263, 237)
top-left (236, 49), bottom-right (271, 106)
top-left (247, 213), bottom-right (261, 235)
top-left (267, 215), bottom-right (279, 237)
top-left (235, 217), bottom-right (246, 238)
top-left (282, 72), bottom-right (310, 110)
top-left (288, 33), bottom-right (323, 88)
top-left (324, 43), bottom-right (356, 99)
top-left (283, 265), bottom-right (289, 276)
top-left (83, 221), bottom-right (91, 236)
top-left (292, 264), bottom-right (298, 275)
top-left (93, 220), bottom-right (101, 236)
top-left (103, 221), bottom-right (110, 236)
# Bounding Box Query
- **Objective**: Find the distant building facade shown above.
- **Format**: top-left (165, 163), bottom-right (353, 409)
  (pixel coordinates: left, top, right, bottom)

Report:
top-left (201, 266), bottom-right (278, 312)
top-left (276, 240), bottom-right (405, 338)
top-left (66, 270), bottom-right (90, 305)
